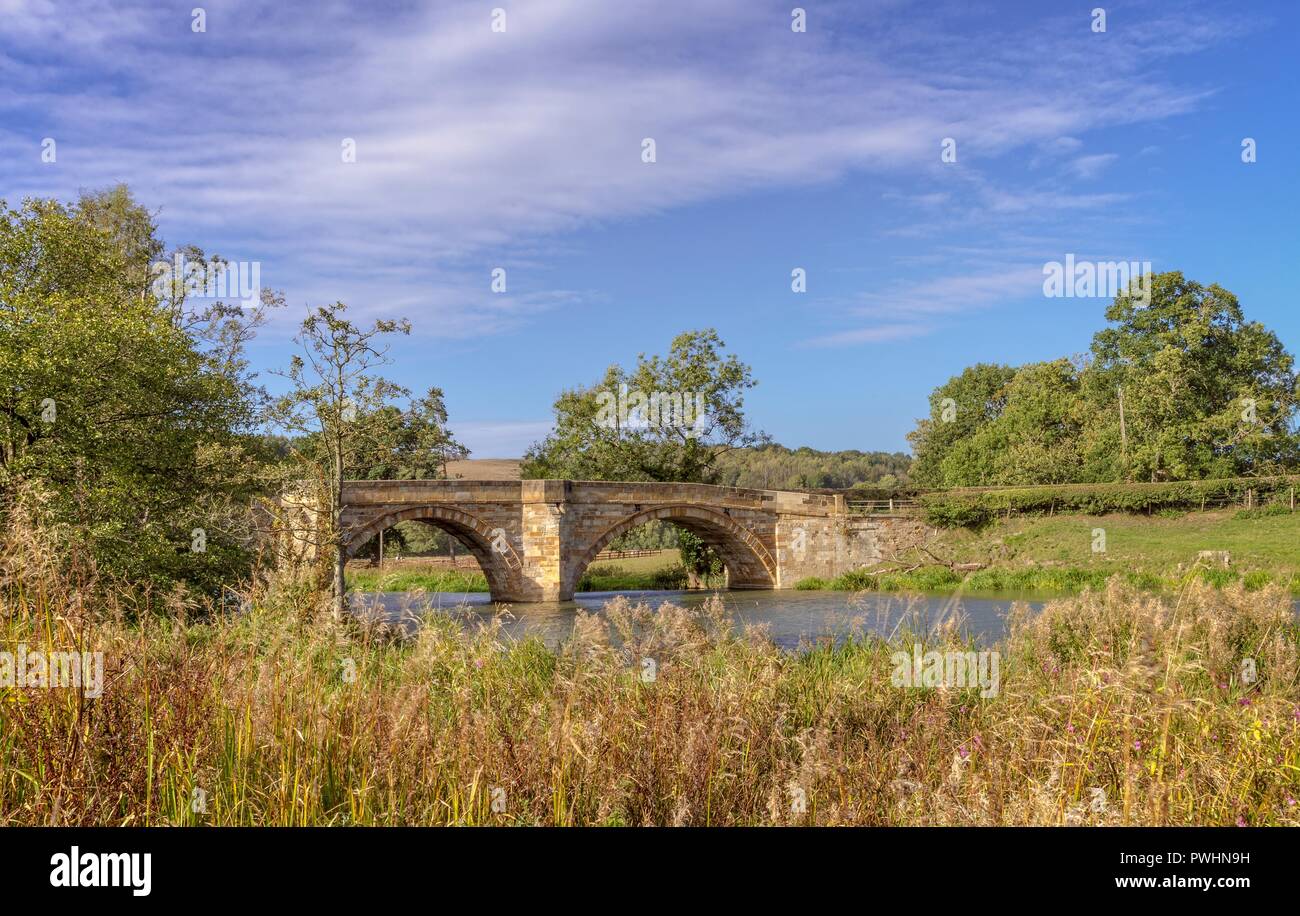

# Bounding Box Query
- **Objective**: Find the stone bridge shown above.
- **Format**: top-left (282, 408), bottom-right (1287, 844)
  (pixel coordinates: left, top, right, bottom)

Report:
top-left (341, 480), bottom-right (927, 602)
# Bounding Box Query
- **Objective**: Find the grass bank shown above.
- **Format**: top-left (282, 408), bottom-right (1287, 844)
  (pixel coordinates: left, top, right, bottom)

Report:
top-left (345, 549), bottom-right (693, 594)
top-left (801, 508), bottom-right (1300, 595)
top-left (346, 566), bottom-right (489, 592)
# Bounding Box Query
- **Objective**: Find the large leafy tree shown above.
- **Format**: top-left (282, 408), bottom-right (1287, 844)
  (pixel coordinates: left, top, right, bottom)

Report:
top-left (1084, 272), bottom-right (1299, 481)
top-left (298, 387), bottom-right (468, 481)
top-left (523, 329), bottom-right (765, 582)
top-left (907, 363), bottom-right (1016, 487)
top-left (523, 329), bottom-right (765, 482)
top-left (0, 187), bottom-right (269, 594)
top-left (905, 272), bottom-right (1300, 487)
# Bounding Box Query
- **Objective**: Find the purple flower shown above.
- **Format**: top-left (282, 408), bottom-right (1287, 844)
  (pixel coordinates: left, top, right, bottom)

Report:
top-left (1133, 740), bottom-right (1142, 751)
top-left (1236, 816), bottom-right (1248, 827)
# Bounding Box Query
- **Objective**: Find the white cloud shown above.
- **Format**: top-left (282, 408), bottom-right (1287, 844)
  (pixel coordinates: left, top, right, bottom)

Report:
top-left (0, 0), bottom-right (1237, 341)
top-left (800, 323), bottom-right (932, 348)
top-left (1069, 153), bottom-right (1120, 180)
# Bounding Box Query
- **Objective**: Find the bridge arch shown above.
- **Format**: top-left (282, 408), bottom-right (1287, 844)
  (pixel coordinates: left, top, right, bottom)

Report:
top-left (566, 504), bottom-right (777, 596)
top-left (344, 504), bottom-right (523, 601)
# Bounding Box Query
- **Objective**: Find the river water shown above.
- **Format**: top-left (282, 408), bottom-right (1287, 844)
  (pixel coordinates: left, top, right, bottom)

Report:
top-left (353, 588), bottom-right (1054, 651)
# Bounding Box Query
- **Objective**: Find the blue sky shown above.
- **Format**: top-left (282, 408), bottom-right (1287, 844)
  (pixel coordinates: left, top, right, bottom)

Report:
top-left (2, 0), bottom-right (1296, 456)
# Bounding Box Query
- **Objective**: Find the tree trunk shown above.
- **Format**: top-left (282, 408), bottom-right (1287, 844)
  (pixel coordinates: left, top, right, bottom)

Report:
top-left (332, 435), bottom-right (346, 621)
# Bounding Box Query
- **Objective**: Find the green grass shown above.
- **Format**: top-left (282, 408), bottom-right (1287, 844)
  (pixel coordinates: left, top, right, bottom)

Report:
top-left (800, 509), bottom-right (1300, 595)
top-left (346, 550), bottom-right (691, 594)
top-left (577, 562), bottom-right (689, 592)
top-left (346, 567), bottom-right (489, 592)
top-left (947, 507), bottom-right (1300, 569)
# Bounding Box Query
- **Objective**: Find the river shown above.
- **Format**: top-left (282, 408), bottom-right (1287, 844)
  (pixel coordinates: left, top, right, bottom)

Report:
top-left (353, 588), bottom-right (1057, 650)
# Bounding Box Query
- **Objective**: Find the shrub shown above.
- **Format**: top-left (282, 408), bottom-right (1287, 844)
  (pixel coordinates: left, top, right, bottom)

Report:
top-left (921, 476), bottom-right (1300, 527)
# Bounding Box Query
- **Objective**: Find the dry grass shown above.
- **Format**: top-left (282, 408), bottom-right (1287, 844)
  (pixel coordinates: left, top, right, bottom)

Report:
top-left (2, 505), bottom-right (1298, 826)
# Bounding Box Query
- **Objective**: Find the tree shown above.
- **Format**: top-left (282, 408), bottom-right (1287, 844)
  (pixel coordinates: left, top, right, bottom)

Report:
top-left (977, 359), bottom-right (1086, 485)
top-left (1084, 272), bottom-right (1299, 480)
top-left (904, 272), bottom-right (1300, 487)
top-left (523, 329), bottom-right (766, 482)
top-left (0, 188), bottom-right (270, 595)
top-left (906, 363), bottom-right (1016, 487)
top-left (269, 302), bottom-right (412, 617)
top-left (523, 328), bottom-right (766, 579)
top-left (300, 386), bottom-right (468, 481)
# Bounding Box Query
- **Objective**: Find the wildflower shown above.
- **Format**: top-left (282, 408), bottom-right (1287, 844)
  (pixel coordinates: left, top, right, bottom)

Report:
top-left (1134, 740), bottom-right (1142, 751)
top-left (1236, 815), bottom-right (1248, 827)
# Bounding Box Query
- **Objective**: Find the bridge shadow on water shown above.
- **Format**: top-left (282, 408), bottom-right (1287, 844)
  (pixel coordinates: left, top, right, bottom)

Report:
top-left (350, 588), bottom-right (1049, 653)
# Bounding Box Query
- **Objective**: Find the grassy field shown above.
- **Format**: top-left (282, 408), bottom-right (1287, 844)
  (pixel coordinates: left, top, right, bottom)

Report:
top-left (346, 566), bottom-right (489, 592)
top-left (346, 549), bottom-right (689, 594)
top-left (937, 507), bottom-right (1300, 573)
top-left (4, 554), bottom-right (1298, 824)
top-left (801, 509), bottom-right (1300, 595)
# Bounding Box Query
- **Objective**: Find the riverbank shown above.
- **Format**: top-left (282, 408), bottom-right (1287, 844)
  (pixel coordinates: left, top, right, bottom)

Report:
top-left (348, 509), bottom-right (1300, 598)
top-left (799, 508), bottom-right (1300, 596)
top-left (346, 549), bottom-right (696, 593)
top-left (4, 576), bottom-right (1297, 825)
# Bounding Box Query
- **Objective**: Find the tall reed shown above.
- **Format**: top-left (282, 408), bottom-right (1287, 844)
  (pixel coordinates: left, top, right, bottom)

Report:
top-left (2, 504), bottom-right (1297, 825)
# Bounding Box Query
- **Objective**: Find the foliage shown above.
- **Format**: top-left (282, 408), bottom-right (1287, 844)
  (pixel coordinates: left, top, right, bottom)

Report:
top-left (676, 529), bottom-right (725, 586)
top-left (0, 188), bottom-right (270, 596)
top-left (908, 273), bottom-right (1300, 487)
top-left (710, 443), bottom-right (911, 490)
top-left (523, 329), bottom-right (766, 576)
top-left (606, 519), bottom-right (679, 551)
top-left (268, 301), bottom-right (413, 613)
top-left (920, 475), bottom-right (1300, 527)
top-left (522, 329), bottom-right (766, 483)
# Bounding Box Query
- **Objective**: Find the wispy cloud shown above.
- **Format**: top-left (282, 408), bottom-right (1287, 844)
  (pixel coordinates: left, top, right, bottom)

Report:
top-left (1069, 153), bottom-right (1120, 180)
top-left (0, 0), bottom-right (1241, 343)
top-left (801, 323), bottom-right (932, 348)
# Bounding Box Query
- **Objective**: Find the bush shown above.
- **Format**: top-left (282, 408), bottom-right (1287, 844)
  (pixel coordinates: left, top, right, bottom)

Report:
top-left (921, 476), bottom-right (1300, 527)
top-left (795, 576), bottom-right (829, 590)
